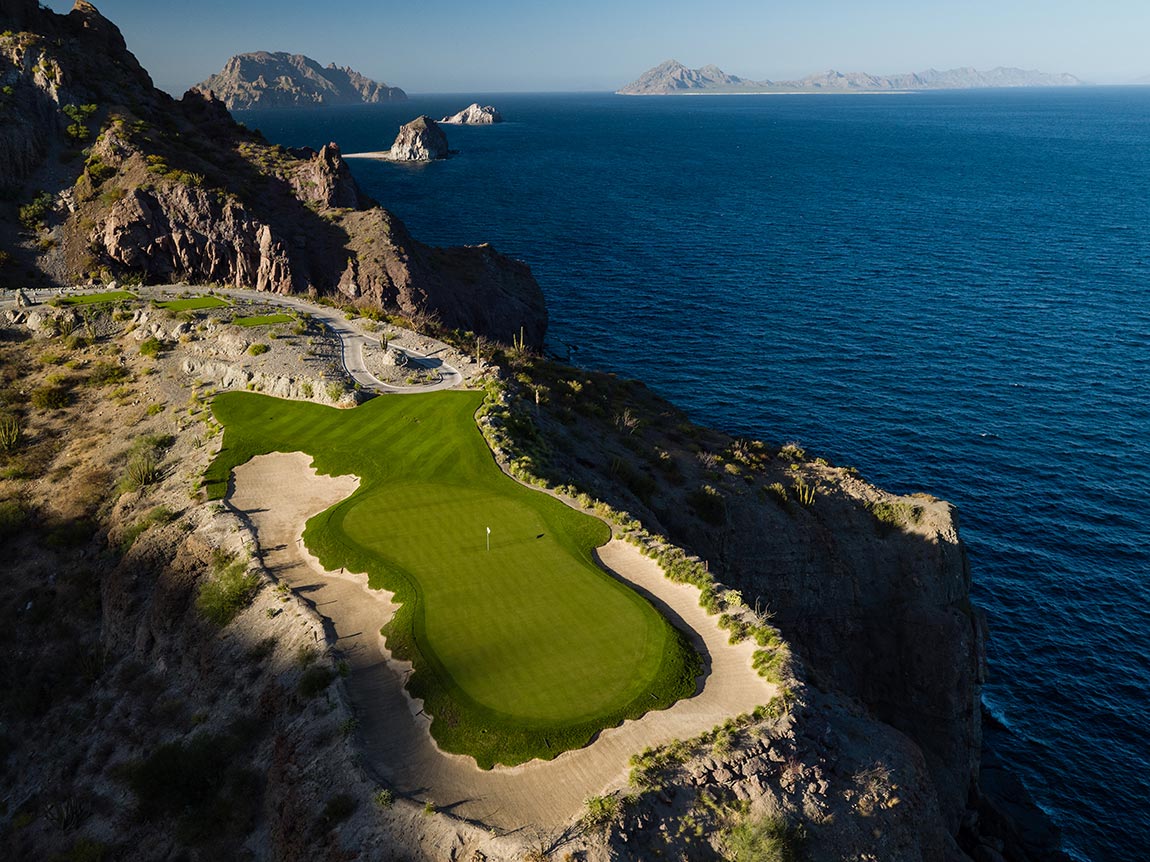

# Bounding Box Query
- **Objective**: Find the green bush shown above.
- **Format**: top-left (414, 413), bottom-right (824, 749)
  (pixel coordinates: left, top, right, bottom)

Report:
top-left (299, 665), bottom-right (335, 697)
top-left (120, 451), bottom-right (157, 492)
top-left (86, 362), bottom-right (131, 387)
top-left (62, 103), bottom-right (97, 142)
top-left (31, 385), bottom-right (71, 409)
top-left (688, 485), bottom-right (726, 526)
top-left (196, 555), bottom-right (260, 627)
top-left (582, 794), bottom-right (620, 828)
top-left (247, 343), bottom-right (269, 356)
top-left (0, 500), bottom-right (27, 540)
top-left (139, 337), bottom-right (163, 358)
top-left (720, 814), bottom-right (802, 862)
top-left (18, 191), bottom-right (53, 230)
top-left (373, 788), bottom-right (394, 809)
top-left (124, 722), bottom-right (264, 847)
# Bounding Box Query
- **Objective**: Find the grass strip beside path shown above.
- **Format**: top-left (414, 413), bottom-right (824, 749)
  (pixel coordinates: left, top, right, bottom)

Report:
top-left (157, 296), bottom-right (231, 311)
top-left (207, 391), bottom-right (700, 768)
top-left (233, 313), bottom-right (293, 327)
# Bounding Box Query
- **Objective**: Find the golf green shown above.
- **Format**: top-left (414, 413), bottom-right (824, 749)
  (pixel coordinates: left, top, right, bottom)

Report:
top-left (207, 391), bottom-right (699, 767)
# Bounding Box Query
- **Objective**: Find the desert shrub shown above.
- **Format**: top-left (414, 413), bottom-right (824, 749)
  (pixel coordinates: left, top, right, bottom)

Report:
top-left (791, 478), bottom-right (815, 508)
top-left (299, 665), bottom-right (335, 697)
top-left (62, 103), bottom-right (97, 141)
top-left (124, 723), bottom-right (263, 846)
top-left (99, 186), bottom-right (126, 205)
top-left (0, 413), bottom-right (21, 453)
top-left (318, 793), bottom-right (356, 829)
top-left (582, 794), bottom-right (620, 828)
top-left (86, 361), bottom-right (131, 387)
top-left (868, 500), bottom-right (923, 531)
top-left (120, 451), bottom-right (157, 492)
top-left (766, 482), bottom-right (788, 506)
top-left (247, 343), bottom-right (268, 356)
top-left (85, 154), bottom-right (117, 185)
top-left (139, 337), bottom-right (162, 358)
top-left (31, 384), bottom-right (71, 409)
top-left (18, 190), bottom-right (53, 230)
top-left (0, 500), bottom-right (27, 540)
top-left (197, 554), bottom-right (260, 626)
top-left (778, 443), bottom-right (805, 462)
top-left (687, 484), bottom-right (726, 526)
top-left (373, 788), bottom-right (394, 809)
top-left (719, 814), bottom-right (802, 862)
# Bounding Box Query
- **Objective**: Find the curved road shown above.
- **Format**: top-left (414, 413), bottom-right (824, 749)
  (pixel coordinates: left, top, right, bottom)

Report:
top-left (1, 285), bottom-right (464, 395)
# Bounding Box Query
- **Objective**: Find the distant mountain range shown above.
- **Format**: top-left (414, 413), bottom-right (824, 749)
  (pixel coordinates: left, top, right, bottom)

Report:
top-left (618, 59), bottom-right (1083, 95)
top-left (194, 52), bottom-right (406, 110)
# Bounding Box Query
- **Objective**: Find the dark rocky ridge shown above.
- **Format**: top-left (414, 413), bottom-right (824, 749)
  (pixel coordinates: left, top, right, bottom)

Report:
top-left (0, 1), bottom-right (543, 347)
top-left (194, 51), bottom-right (407, 110)
top-left (619, 59), bottom-right (1083, 94)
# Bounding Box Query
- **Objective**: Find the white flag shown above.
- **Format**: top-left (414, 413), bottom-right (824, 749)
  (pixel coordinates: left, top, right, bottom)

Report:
top-left (486, 526), bottom-right (491, 535)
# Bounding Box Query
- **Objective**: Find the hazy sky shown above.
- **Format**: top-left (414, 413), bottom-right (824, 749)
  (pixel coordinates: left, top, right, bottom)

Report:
top-left (44, 0), bottom-right (1150, 94)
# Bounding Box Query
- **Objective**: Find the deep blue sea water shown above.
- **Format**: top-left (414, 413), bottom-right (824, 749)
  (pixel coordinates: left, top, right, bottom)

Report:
top-left (239, 90), bottom-right (1150, 861)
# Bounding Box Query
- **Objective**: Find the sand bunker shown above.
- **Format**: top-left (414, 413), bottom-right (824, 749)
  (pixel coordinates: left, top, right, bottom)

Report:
top-left (229, 451), bottom-right (774, 830)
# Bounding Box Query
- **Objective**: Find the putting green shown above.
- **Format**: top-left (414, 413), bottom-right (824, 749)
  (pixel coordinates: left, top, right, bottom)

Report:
top-left (206, 391), bottom-right (699, 767)
top-left (59, 290), bottom-right (136, 305)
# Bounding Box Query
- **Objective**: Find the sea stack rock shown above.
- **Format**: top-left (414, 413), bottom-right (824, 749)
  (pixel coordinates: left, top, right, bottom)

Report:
top-left (439, 103), bottom-right (503, 125)
top-left (387, 116), bottom-right (450, 161)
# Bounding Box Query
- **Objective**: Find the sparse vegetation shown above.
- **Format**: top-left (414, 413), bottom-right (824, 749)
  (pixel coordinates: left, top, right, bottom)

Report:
top-left (582, 794), bottom-right (620, 828)
top-left (247, 342), bottom-right (269, 356)
top-left (139, 337), bottom-right (163, 358)
top-left (18, 191), bottom-right (53, 231)
top-left (0, 413), bottom-right (22, 453)
top-left (719, 812), bottom-right (802, 862)
top-left (299, 664), bottom-right (335, 697)
top-left (196, 551), bottom-right (260, 626)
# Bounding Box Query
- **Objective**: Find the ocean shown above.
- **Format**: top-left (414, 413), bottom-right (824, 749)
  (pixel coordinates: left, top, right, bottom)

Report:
top-left (238, 89), bottom-right (1150, 861)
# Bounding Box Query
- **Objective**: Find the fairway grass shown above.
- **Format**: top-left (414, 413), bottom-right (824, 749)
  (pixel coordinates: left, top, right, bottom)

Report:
top-left (233, 313), bottom-right (294, 327)
top-left (207, 391), bottom-right (700, 767)
top-left (157, 295), bottom-right (231, 311)
top-left (59, 290), bottom-right (136, 305)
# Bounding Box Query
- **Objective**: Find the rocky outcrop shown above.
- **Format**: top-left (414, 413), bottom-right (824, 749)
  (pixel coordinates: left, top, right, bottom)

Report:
top-left (193, 51), bottom-right (406, 110)
top-left (386, 115), bottom-right (450, 161)
top-left (618, 59), bottom-right (1083, 94)
top-left (440, 103), bottom-right (503, 125)
top-left (0, 5), bottom-right (544, 347)
top-left (287, 141), bottom-right (367, 209)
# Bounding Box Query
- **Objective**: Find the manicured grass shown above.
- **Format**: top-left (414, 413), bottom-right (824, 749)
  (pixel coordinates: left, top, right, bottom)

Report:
top-left (207, 391), bottom-right (699, 768)
top-left (58, 290), bottom-right (136, 305)
top-left (157, 295), bottom-right (231, 311)
top-left (232, 313), bottom-right (293, 327)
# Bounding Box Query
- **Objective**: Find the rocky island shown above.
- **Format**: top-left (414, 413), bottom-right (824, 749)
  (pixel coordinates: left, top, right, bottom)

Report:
top-left (193, 51), bottom-right (406, 109)
top-left (0, 2), bottom-right (1071, 861)
top-left (440, 102), bottom-right (503, 124)
top-left (619, 58), bottom-right (1083, 94)
top-left (380, 115), bottom-right (451, 161)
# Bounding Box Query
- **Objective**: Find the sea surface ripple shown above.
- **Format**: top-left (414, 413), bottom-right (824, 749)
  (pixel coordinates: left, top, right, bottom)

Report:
top-left (241, 89), bottom-right (1150, 861)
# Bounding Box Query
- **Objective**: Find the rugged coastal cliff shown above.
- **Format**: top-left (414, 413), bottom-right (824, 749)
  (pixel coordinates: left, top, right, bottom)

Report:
top-left (0, 1), bottom-right (544, 347)
top-left (194, 51), bottom-right (407, 110)
top-left (0, 2), bottom-right (1068, 861)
